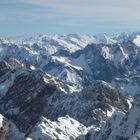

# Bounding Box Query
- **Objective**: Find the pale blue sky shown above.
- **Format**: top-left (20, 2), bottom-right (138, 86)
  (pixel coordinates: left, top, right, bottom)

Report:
top-left (1, 0), bottom-right (140, 37)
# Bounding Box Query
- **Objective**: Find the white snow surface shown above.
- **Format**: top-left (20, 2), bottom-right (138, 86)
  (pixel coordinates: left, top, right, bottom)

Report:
top-left (27, 116), bottom-right (87, 140)
top-left (70, 54), bottom-right (92, 74)
top-left (0, 114), bottom-right (3, 128)
top-left (101, 46), bottom-right (113, 60)
top-left (133, 35), bottom-right (140, 47)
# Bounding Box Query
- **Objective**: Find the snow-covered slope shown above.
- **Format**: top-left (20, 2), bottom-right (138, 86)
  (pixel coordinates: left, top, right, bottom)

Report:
top-left (0, 33), bottom-right (140, 139)
top-left (0, 33), bottom-right (140, 93)
top-left (86, 94), bottom-right (140, 140)
top-left (44, 39), bottom-right (140, 94)
top-left (27, 116), bottom-right (87, 140)
top-left (133, 35), bottom-right (140, 47)
top-left (0, 59), bottom-right (129, 140)
top-left (0, 114), bottom-right (3, 128)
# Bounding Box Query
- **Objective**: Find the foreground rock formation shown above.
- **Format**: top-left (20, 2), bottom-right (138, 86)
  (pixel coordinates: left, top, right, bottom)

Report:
top-left (0, 114), bottom-right (8, 140)
top-left (0, 59), bottom-right (130, 139)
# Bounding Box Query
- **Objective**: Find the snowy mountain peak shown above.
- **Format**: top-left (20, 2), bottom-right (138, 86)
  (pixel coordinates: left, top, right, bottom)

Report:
top-left (0, 32), bottom-right (140, 140)
top-left (133, 35), bottom-right (140, 47)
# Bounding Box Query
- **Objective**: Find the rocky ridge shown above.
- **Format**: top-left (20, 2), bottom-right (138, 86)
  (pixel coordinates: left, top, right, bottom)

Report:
top-left (0, 33), bottom-right (139, 139)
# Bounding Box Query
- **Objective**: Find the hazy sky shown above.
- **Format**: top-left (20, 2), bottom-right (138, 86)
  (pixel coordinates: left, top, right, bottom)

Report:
top-left (1, 0), bottom-right (140, 37)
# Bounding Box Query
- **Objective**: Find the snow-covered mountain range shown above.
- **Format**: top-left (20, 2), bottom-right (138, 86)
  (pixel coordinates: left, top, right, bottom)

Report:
top-left (0, 32), bottom-right (140, 140)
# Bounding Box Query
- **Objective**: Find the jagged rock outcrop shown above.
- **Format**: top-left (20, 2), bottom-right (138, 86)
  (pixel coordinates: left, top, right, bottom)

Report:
top-left (0, 59), bottom-right (130, 139)
top-left (0, 59), bottom-right (72, 138)
top-left (27, 116), bottom-right (87, 140)
top-left (0, 114), bottom-right (9, 140)
top-left (36, 80), bottom-right (129, 130)
top-left (83, 95), bottom-right (140, 140)
top-left (0, 33), bottom-right (140, 94)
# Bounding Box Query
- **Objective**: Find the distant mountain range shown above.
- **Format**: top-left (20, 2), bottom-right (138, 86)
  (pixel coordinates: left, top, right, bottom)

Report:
top-left (0, 32), bottom-right (140, 140)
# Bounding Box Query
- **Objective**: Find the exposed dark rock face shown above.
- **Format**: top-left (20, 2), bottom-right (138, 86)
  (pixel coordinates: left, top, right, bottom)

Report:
top-left (43, 80), bottom-right (129, 127)
top-left (0, 59), bottom-right (129, 139)
top-left (0, 61), bottom-right (11, 77)
top-left (73, 42), bottom-right (140, 83)
top-left (0, 115), bottom-right (9, 140)
top-left (0, 59), bottom-right (69, 135)
top-left (0, 71), bottom-right (56, 132)
top-left (83, 95), bottom-right (140, 140)
top-left (82, 81), bottom-right (129, 111)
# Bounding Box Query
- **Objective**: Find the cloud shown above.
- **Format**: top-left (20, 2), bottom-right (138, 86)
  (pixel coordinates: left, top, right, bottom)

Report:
top-left (1, 0), bottom-right (140, 33)
top-left (1, 0), bottom-right (140, 24)
top-left (14, 0), bottom-right (140, 22)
